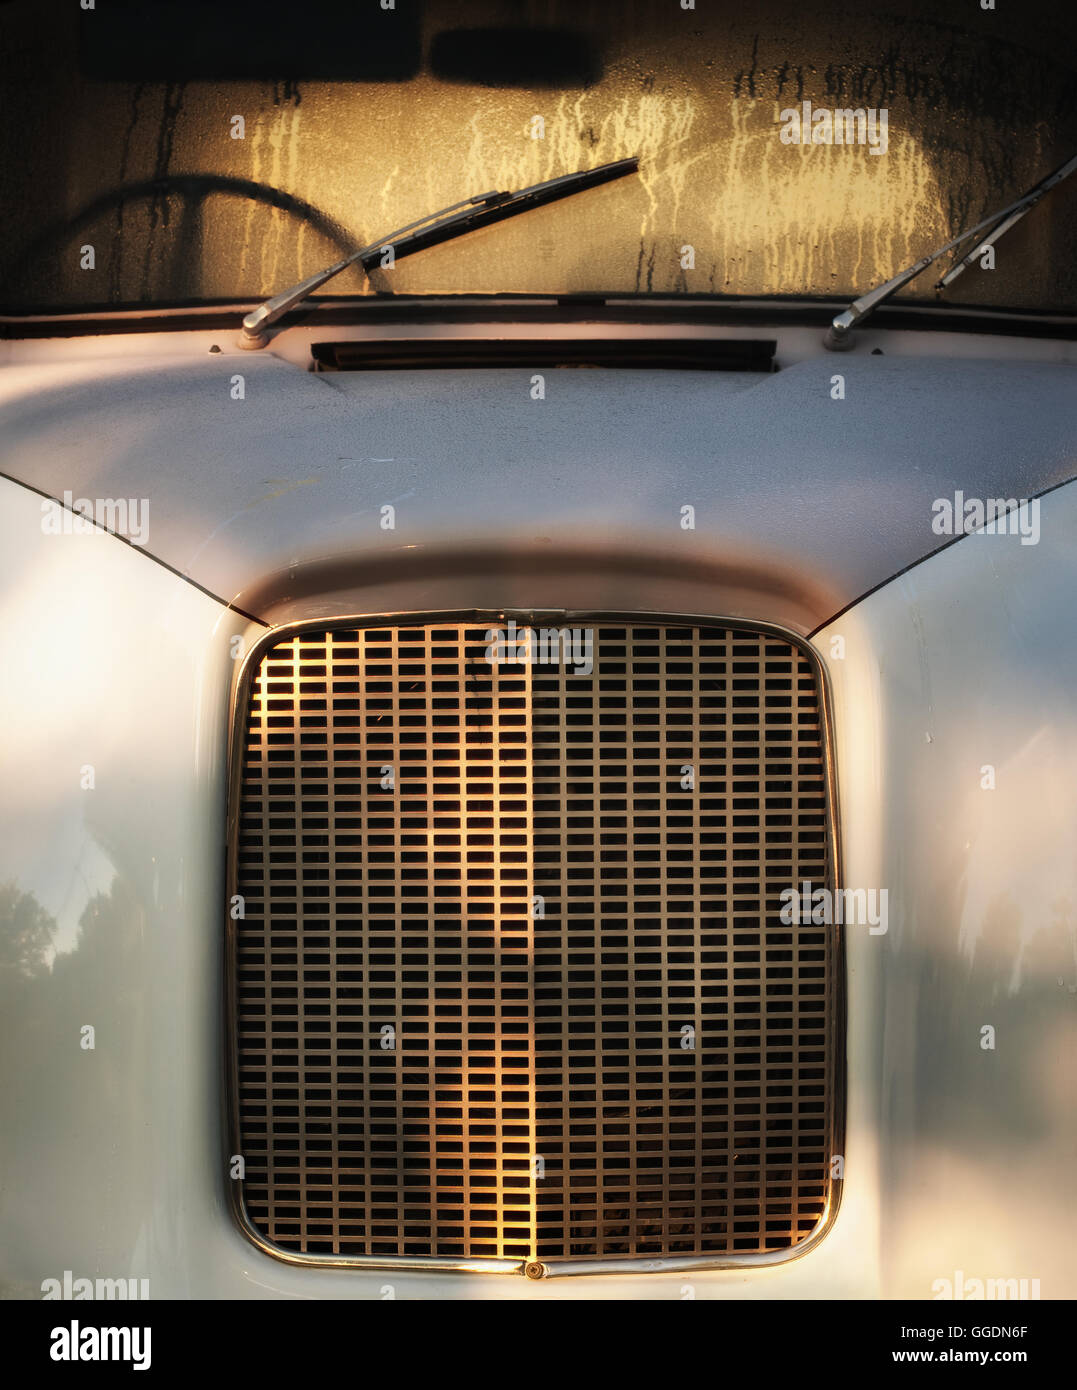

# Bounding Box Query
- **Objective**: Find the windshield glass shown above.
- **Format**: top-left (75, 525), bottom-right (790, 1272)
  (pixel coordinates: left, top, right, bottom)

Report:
top-left (3, 0), bottom-right (1075, 314)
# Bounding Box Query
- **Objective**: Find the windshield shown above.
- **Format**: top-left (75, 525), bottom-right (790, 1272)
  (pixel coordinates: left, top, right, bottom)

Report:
top-left (3, 0), bottom-right (1075, 315)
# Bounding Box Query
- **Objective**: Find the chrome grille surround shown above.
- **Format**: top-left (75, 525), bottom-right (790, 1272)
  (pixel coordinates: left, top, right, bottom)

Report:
top-left (225, 611), bottom-right (844, 1277)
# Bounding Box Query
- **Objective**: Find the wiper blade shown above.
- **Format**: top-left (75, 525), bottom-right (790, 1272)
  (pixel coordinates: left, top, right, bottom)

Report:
top-left (240, 156), bottom-right (640, 347)
top-left (824, 152), bottom-right (1077, 350)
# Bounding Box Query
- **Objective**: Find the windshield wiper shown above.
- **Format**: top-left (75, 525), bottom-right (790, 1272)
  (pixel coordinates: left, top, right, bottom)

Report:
top-left (824, 152), bottom-right (1077, 350)
top-left (239, 156), bottom-right (640, 347)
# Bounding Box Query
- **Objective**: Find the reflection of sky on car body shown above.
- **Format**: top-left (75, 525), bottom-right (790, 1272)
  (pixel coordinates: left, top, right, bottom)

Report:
top-left (1, 0), bottom-right (1075, 310)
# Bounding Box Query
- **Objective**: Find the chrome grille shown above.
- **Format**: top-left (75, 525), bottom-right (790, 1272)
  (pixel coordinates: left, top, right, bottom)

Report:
top-left (229, 616), bottom-right (840, 1268)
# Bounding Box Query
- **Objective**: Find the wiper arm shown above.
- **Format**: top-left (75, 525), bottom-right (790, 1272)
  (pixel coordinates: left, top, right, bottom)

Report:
top-left (240, 156), bottom-right (640, 347)
top-left (824, 152), bottom-right (1077, 350)
top-left (937, 154), bottom-right (1077, 289)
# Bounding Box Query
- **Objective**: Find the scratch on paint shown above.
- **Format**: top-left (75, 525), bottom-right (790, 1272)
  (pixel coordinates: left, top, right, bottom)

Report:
top-left (254, 477), bottom-right (320, 504)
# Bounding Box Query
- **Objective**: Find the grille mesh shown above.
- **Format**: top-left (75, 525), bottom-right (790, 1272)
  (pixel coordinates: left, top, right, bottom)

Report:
top-left (231, 618), bottom-right (838, 1265)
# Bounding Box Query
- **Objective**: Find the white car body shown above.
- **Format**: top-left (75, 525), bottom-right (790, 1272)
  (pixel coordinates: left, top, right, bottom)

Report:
top-left (2, 309), bottom-right (1075, 1297)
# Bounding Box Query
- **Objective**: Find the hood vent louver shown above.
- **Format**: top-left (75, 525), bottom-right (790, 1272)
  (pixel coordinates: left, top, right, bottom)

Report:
top-left (310, 338), bottom-right (777, 372)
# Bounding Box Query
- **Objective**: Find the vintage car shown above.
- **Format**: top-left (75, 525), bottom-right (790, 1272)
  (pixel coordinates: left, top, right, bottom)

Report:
top-left (1, 0), bottom-right (1075, 1303)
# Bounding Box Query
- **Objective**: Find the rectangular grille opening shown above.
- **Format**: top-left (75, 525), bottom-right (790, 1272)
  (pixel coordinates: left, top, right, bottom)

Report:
top-left (229, 616), bottom-right (841, 1268)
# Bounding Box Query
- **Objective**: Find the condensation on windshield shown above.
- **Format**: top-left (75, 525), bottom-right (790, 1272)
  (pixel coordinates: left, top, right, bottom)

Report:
top-left (2, 0), bottom-right (1075, 312)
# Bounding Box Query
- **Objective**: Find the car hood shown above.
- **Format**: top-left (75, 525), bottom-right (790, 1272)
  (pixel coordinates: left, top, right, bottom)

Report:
top-left (2, 348), bottom-right (1075, 631)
